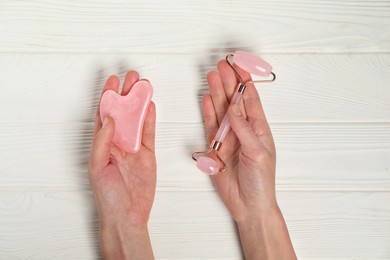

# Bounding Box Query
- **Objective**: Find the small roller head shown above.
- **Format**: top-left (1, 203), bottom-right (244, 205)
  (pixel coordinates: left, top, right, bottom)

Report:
top-left (196, 156), bottom-right (220, 175)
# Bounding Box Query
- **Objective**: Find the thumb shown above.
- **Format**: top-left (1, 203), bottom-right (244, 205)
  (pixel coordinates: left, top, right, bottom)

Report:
top-left (89, 116), bottom-right (115, 173)
top-left (227, 104), bottom-right (261, 154)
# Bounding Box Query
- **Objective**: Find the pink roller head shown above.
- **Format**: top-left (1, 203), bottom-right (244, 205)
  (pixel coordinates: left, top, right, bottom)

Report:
top-left (196, 156), bottom-right (220, 175)
top-left (232, 51), bottom-right (272, 77)
top-left (100, 80), bottom-right (153, 153)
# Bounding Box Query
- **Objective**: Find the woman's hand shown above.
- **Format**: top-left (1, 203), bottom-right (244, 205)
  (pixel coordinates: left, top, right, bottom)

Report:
top-left (88, 71), bottom-right (156, 260)
top-left (202, 60), bottom-right (296, 259)
top-left (202, 60), bottom-right (276, 222)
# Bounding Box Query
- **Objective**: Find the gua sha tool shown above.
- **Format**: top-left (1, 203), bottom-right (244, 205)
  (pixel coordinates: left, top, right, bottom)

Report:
top-left (192, 51), bottom-right (276, 175)
top-left (100, 80), bottom-right (153, 153)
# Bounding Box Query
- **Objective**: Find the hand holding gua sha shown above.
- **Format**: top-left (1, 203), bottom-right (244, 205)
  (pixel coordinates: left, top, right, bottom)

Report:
top-left (192, 51), bottom-right (276, 175)
top-left (100, 80), bottom-right (153, 153)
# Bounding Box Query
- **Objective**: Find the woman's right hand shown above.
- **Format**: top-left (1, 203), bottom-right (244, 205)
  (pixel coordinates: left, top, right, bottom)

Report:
top-left (202, 59), bottom-right (296, 259)
top-left (202, 59), bottom-right (277, 222)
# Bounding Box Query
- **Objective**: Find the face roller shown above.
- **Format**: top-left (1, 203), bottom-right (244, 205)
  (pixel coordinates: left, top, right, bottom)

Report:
top-left (192, 51), bottom-right (276, 175)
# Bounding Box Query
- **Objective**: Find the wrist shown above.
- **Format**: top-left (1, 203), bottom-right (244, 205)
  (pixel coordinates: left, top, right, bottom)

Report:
top-left (236, 201), bottom-right (280, 228)
top-left (236, 203), bottom-right (297, 260)
top-left (100, 216), bottom-right (149, 239)
top-left (100, 208), bottom-right (150, 230)
top-left (232, 189), bottom-right (278, 224)
top-left (100, 220), bottom-right (152, 260)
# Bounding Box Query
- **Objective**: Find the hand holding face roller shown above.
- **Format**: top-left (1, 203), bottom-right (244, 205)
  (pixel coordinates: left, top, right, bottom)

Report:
top-left (192, 51), bottom-right (276, 175)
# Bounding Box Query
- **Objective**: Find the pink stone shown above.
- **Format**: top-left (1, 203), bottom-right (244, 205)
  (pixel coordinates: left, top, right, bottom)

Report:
top-left (196, 156), bottom-right (220, 175)
top-left (233, 51), bottom-right (272, 77)
top-left (100, 80), bottom-right (153, 153)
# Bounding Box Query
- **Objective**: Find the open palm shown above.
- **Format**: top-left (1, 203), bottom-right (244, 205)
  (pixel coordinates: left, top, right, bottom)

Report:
top-left (202, 60), bottom-right (276, 222)
top-left (89, 71), bottom-right (156, 228)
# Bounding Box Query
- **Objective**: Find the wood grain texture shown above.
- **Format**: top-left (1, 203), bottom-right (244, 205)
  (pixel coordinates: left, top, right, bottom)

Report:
top-left (0, 190), bottom-right (389, 259)
top-left (0, 1), bottom-right (389, 256)
top-left (0, 54), bottom-right (389, 123)
top-left (0, 0), bottom-right (389, 53)
top-left (0, 122), bottom-right (388, 190)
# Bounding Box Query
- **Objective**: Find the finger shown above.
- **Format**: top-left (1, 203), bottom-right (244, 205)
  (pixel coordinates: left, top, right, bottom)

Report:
top-left (202, 94), bottom-right (218, 144)
top-left (99, 75), bottom-right (121, 110)
top-left (207, 70), bottom-right (228, 124)
top-left (141, 101), bottom-right (156, 151)
top-left (217, 60), bottom-right (237, 101)
top-left (94, 111), bottom-right (103, 136)
top-left (242, 84), bottom-right (271, 135)
top-left (201, 94), bottom-right (231, 188)
top-left (233, 62), bottom-right (252, 84)
top-left (227, 104), bottom-right (262, 155)
top-left (94, 75), bottom-right (120, 135)
top-left (89, 117), bottom-right (115, 175)
top-left (121, 70), bottom-right (139, 96)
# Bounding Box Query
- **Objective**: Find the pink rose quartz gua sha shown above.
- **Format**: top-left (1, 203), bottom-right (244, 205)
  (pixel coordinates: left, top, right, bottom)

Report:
top-left (192, 51), bottom-right (276, 175)
top-left (100, 80), bottom-right (153, 153)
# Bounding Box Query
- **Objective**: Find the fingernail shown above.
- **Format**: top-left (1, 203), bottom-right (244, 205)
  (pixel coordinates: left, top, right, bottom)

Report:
top-left (103, 117), bottom-right (109, 128)
top-left (232, 104), bottom-right (241, 116)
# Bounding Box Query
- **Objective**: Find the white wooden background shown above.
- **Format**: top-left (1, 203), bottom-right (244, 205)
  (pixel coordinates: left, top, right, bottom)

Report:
top-left (0, 0), bottom-right (389, 259)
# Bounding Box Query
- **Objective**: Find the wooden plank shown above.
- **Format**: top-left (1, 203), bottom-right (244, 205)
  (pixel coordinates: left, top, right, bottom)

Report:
top-left (0, 122), bottom-right (388, 190)
top-left (0, 54), bottom-right (389, 123)
top-left (0, 190), bottom-right (388, 259)
top-left (0, 0), bottom-right (389, 53)
top-left (278, 191), bottom-right (390, 259)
